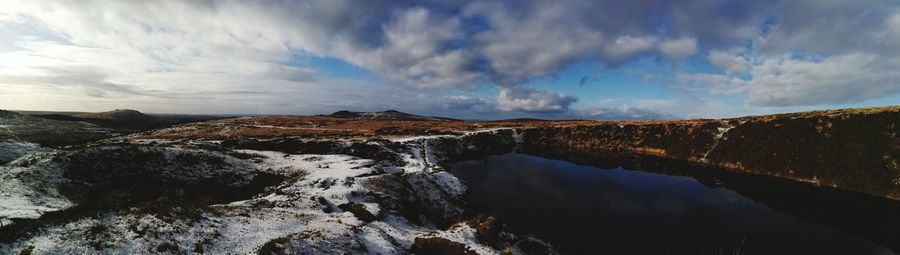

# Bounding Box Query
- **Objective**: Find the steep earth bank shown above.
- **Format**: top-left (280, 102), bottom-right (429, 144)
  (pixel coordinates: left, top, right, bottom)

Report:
top-left (521, 106), bottom-right (900, 200)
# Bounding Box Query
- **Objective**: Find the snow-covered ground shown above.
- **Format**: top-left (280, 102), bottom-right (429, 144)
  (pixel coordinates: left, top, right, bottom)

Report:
top-left (0, 151), bottom-right (71, 227)
top-left (0, 142), bottom-right (42, 164)
top-left (0, 129), bottom-right (543, 254)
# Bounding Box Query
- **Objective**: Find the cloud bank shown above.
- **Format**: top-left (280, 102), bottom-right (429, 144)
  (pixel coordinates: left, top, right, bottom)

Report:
top-left (0, 0), bottom-right (898, 118)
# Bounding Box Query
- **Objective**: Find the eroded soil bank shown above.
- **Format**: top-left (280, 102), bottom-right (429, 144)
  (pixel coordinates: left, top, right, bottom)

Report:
top-left (520, 107), bottom-right (900, 200)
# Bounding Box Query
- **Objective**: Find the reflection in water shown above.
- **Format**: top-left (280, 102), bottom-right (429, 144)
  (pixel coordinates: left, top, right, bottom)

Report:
top-left (450, 154), bottom-right (895, 255)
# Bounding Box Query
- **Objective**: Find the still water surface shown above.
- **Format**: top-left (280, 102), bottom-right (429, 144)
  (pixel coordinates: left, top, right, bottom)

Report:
top-left (450, 153), bottom-right (895, 255)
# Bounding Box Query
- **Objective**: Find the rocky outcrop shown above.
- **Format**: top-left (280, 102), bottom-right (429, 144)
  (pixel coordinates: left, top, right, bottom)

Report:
top-left (521, 106), bottom-right (900, 200)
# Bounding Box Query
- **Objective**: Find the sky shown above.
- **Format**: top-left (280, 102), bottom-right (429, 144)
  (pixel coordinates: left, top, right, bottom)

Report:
top-left (1, 0), bottom-right (899, 120)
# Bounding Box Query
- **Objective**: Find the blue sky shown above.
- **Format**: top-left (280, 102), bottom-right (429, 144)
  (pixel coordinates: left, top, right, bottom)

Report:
top-left (1, 1), bottom-right (898, 120)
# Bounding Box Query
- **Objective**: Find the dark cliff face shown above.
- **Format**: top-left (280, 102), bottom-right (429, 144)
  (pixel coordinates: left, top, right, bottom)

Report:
top-left (521, 107), bottom-right (900, 200)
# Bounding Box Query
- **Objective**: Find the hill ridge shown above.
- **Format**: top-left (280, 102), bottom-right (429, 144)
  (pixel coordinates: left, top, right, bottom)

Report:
top-left (324, 110), bottom-right (458, 121)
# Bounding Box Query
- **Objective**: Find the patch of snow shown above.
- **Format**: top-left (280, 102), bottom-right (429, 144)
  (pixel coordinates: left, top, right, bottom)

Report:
top-left (461, 127), bottom-right (512, 136)
top-left (0, 151), bottom-right (73, 223)
top-left (701, 122), bottom-right (737, 161)
top-left (403, 144), bottom-right (427, 173)
top-left (511, 129), bottom-right (524, 144)
top-left (0, 145), bottom-right (257, 226)
top-left (0, 142), bottom-right (42, 164)
top-left (234, 150), bottom-right (378, 208)
top-left (428, 224), bottom-right (500, 255)
top-left (389, 134), bottom-right (457, 143)
top-left (1, 125), bottom-right (19, 139)
top-left (432, 171), bottom-right (466, 196)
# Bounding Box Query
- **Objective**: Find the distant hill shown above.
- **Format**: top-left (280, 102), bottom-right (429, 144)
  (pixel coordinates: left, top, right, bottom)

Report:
top-left (2, 109), bottom-right (228, 146)
top-left (325, 110), bottom-right (459, 121)
top-left (26, 109), bottom-right (226, 131)
top-left (75, 109), bottom-right (156, 122)
top-left (28, 113), bottom-right (85, 122)
top-left (68, 109), bottom-right (165, 130)
top-left (1, 109), bottom-right (116, 146)
top-left (0, 110), bottom-right (22, 119)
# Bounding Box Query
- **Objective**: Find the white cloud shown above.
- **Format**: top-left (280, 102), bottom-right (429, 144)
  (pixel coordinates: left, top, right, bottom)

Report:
top-left (675, 3), bottom-right (900, 107)
top-left (677, 73), bottom-right (748, 95)
top-left (758, 0), bottom-right (900, 55)
top-left (683, 52), bottom-right (900, 106)
top-left (496, 87), bottom-right (577, 113)
top-left (442, 95), bottom-right (493, 113)
top-left (886, 12), bottom-right (900, 41)
top-left (465, 2), bottom-right (607, 86)
top-left (604, 36), bottom-right (657, 61)
top-left (745, 53), bottom-right (900, 106)
top-left (659, 37), bottom-right (698, 59)
top-left (350, 7), bottom-right (484, 89)
top-left (707, 50), bottom-right (751, 74)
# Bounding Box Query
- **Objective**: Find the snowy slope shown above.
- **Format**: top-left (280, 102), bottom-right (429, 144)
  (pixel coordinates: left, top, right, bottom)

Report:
top-left (0, 129), bottom-right (548, 254)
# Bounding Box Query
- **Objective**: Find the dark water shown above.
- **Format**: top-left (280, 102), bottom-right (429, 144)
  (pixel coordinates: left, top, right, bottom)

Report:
top-left (450, 153), bottom-right (897, 255)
